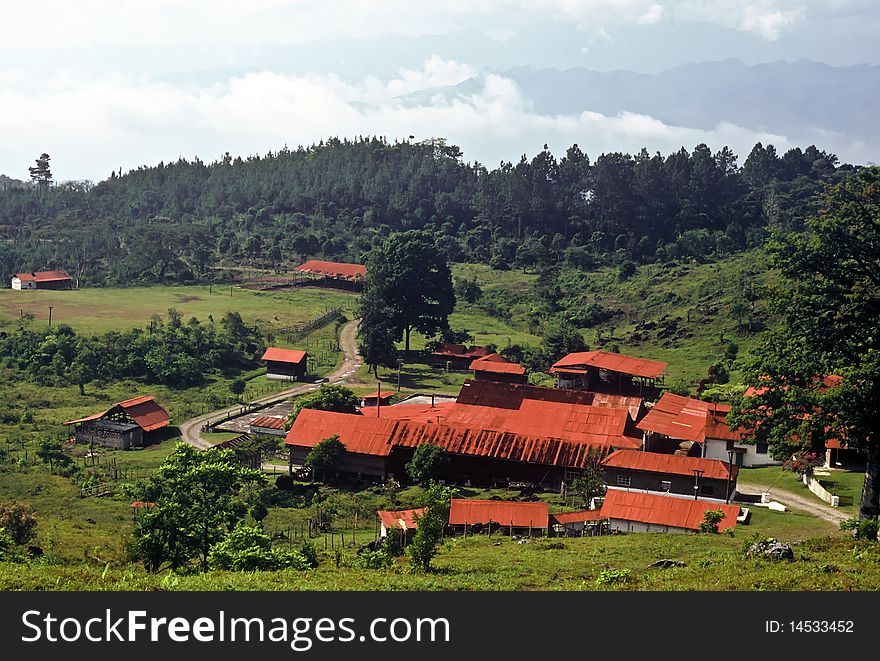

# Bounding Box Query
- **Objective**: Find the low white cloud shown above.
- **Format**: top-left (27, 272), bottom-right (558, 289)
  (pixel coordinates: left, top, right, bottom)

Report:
top-left (638, 4), bottom-right (666, 25)
top-left (4, 57), bottom-right (854, 183)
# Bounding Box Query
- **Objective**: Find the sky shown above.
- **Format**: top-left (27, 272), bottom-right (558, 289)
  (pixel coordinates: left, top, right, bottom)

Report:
top-left (1, 1), bottom-right (879, 182)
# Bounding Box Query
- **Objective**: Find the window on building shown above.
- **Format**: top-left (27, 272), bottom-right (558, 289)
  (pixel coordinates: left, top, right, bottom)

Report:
top-left (616, 474), bottom-right (631, 487)
top-left (756, 442), bottom-right (769, 455)
top-left (660, 480), bottom-right (671, 492)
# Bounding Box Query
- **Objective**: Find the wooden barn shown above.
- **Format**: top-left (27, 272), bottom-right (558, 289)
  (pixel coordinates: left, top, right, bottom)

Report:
top-left (65, 396), bottom-right (170, 450)
top-left (469, 354), bottom-right (528, 384)
top-left (601, 489), bottom-right (741, 534)
top-left (11, 269), bottom-right (72, 290)
top-left (262, 347), bottom-right (308, 380)
top-left (377, 508), bottom-right (424, 545)
top-left (549, 351), bottom-right (667, 399)
top-left (602, 449), bottom-right (739, 501)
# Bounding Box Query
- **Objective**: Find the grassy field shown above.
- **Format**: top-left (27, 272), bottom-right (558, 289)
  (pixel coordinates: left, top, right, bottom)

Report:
top-left (0, 284), bottom-right (357, 337)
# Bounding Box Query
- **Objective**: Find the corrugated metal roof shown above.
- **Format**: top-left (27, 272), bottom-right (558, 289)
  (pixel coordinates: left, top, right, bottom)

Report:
top-left (431, 343), bottom-right (493, 359)
top-left (456, 380), bottom-right (597, 410)
top-left (448, 499), bottom-right (548, 527)
top-left (286, 409), bottom-right (397, 456)
top-left (549, 509), bottom-right (606, 525)
top-left (549, 351), bottom-right (668, 379)
top-left (377, 508), bottom-right (424, 530)
top-left (602, 490), bottom-right (740, 532)
top-left (603, 449), bottom-right (736, 481)
top-left (590, 393), bottom-right (646, 421)
top-left (470, 356), bottom-right (526, 375)
top-left (64, 395), bottom-right (169, 432)
top-left (15, 269), bottom-right (72, 283)
top-left (262, 347), bottom-right (308, 364)
top-left (361, 391), bottom-right (395, 400)
top-left (358, 402), bottom-right (456, 422)
top-left (294, 260), bottom-right (366, 280)
top-left (250, 416), bottom-right (287, 431)
top-left (637, 393), bottom-right (729, 441)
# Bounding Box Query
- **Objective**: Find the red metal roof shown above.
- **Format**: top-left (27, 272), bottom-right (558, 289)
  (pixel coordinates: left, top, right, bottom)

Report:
top-left (377, 508), bottom-right (424, 530)
top-left (603, 449), bottom-right (737, 481)
top-left (601, 490), bottom-right (740, 532)
top-left (470, 356), bottom-right (526, 375)
top-left (358, 402), bottom-right (456, 422)
top-left (286, 409), bottom-right (397, 456)
top-left (431, 343), bottom-right (493, 359)
top-left (702, 410), bottom-right (742, 442)
top-left (637, 393), bottom-right (730, 442)
top-left (590, 393), bottom-right (646, 421)
top-left (261, 347), bottom-right (308, 364)
top-left (456, 379), bottom-right (597, 409)
top-left (549, 351), bottom-right (668, 379)
top-left (549, 509), bottom-right (607, 525)
top-left (130, 501), bottom-right (157, 509)
top-left (448, 499), bottom-right (548, 528)
top-left (361, 391), bottom-right (395, 400)
top-left (294, 260), bottom-right (366, 281)
top-left (15, 269), bottom-right (72, 283)
top-left (250, 416), bottom-right (287, 431)
top-left (64, 395), bottom-right (169, 432)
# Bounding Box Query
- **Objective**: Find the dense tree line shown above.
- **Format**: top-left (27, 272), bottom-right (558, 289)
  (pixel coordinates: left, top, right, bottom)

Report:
top-left (0, 138), bottom-right (852, 285)
top-left (0, 310), bottom-right (263, 389)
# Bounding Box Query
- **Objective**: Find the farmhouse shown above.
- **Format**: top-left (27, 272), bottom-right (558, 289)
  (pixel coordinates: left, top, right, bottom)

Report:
top-left (248, 416), bottom-right (287, 437)
top-left (469, 354), bottom-right (528, 384)
top-left (377, 508), bottom-right (423, 545)
top-left (601, 489), bottom-right (741, 534)
top-left (285, 401), bottom-right (642, 487)
top-left (448, 499), bottom-right (549, 535)
top-left (11, 269), bottom-right (72, 290)
top-left (262, 347), bottom-right (308, 380)
top-left (65, 395), bottom-right (169, 450)
top-left (603, 449), bottom-right (739, 501)
top-left (638, 393), bottom-right (781, 467)
top-left (430, 343), bottom-right (493, 369)
top-left (549, 350), bottom-right (667, 398)
top-left (294, 260), bottom-right (366, 291)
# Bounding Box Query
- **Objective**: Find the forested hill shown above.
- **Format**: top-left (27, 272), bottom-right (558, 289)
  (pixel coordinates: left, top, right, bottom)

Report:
top-left (0, 137), bottom-right (852, 286)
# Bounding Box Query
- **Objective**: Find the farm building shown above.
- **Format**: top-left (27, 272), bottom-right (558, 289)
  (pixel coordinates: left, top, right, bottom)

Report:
top-left (456, 379), bottom-right (646, 423)
top-left (430, 343), bottom-right (493, 369)
top-left (469, 354), bottom-right (528, 384)
top-left (11, 269), bottom-right (73, 290)
top-left (261, 347), bottom-right (309, 380)
top-left (285, 401), bottom-right (643, 487)
top-left (549, 509), bottom-right (608, 536)
top-left (294, 260), bottom-right (366, 291)
top-left (65, 395), bottom-right (169, 450)
top-left (248, 416), bottom-right (287, 436)
top-left (360, 390), bottom-right (395, 407)
top-left (549, 350), bottom-right (667, 398)
top-left (602, 449), bottom-right (739, 501)
top-left (377, 508), bottom-right (423, 545)
top-left (601, 489), bottom-right (741, 534)
top-left (448, 499), bottom-right (549, 535)
top-left (638, 393), bottom-right (781, 467)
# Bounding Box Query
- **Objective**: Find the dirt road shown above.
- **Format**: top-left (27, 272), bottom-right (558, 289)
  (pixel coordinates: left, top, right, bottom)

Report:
top-left (179, 319), bottom-right (361, 449)
top-left (736, 482), bottom-right (850, 525)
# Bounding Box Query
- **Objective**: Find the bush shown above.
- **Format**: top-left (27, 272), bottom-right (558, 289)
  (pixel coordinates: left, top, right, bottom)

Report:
top-left (840, 517), bottom-right (879, 541)
top-left (596, 568), bottom-right (631, 585)
top-left (208, 526), bottom-right (312, 572)
top-left (353, 547), bottom-right (393, 569)
top-left (0, 501), bottom-right (38, 546)
top-left (698, 510), bottom-right (725, 534)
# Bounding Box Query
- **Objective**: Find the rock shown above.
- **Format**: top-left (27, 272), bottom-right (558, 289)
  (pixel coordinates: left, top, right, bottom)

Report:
top-left (647, 559), bottom-right (686, 569)
top-left (746, 539), bottom-right (794, 561)
top-left (517, 538), bottom-right (530, 545)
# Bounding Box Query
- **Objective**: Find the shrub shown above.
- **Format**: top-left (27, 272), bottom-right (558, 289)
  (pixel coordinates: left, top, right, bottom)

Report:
top-left (596, 568), bottom-right (631, 585)
top-left (208, 526), bottom-right (312, 572)
top-left (354, 548), bottom-right (393, 569)
top-left (840, 517), bottom-right (879, 541)
top-left (0, 501), bottom-right (38, 546)
top-left (698, 510), bottom-right (725, 534)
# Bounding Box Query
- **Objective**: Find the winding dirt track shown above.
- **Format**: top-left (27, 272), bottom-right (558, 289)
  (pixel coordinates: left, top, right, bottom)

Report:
top-left (735, 482), bottom-right (850, 525)
top-left (178, 319), bottom-right (361, 449)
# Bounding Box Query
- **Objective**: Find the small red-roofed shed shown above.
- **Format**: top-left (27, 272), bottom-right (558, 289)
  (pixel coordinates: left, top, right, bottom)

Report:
top-left (262, 347), bottom-right (309, 380)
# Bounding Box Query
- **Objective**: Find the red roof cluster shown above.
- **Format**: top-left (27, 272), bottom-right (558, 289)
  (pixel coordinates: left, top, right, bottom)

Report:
top-left (431, 343), bottom-right (493, 360)
top-left (377, 508), bottom-right (424, 531)
top-left (550, 351), bottom-right (668, 380)
top-left (448, 499), bottom-right (549, 528)
top-left (261, 347), bottom-right (308, 364)
top-left (65, 395), bottom-right (170, 432)
top-left (15, 269), bottom-right (72, 283)
top-left (294, 260), bottom-right (366, 281)
top-left (249, 416), bottom-right (287, 431)
top-left (601, 490), bottom-right (740, 532)
top-left (603, 449), bottom-right (737, 481)
top-left (358, 401), bottom-right (456, 422)
top-left (457, 379), bottom-right (596, 409)
top-left (637, 393), bottom-right (733, 442)
top-left (469, 354), bottom-right (526, 375)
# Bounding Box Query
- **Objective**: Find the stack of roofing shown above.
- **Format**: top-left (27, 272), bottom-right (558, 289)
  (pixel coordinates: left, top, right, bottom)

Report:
top-left (637, 393), bottom-right (739, 443)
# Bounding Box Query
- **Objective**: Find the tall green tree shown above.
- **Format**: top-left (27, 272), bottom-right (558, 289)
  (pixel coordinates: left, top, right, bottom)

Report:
top-left (28, 153), bottom-right (52, 187)
top-left (131, 443), bottom-right (265, 572)
top-left (357, 299), bottom-right (398, 378)
top-left (729, 167), bottom-right (880, 529)
top-left (361, 230), bottom-right (456, 353)
top-left (408, 482), bottom-right (456, 572)
top-left (304, 435), bottom-right (346, 482)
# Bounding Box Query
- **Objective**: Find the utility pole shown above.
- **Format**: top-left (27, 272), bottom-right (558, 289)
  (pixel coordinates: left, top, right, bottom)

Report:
top-left (692, 469), bottom-right (704, 500)
top-left (726, 450), bottom-right (736, 503)
top-left (48, 305), bottom-right (54, 329)
top-left (397, 358), bottom-right (402, 393)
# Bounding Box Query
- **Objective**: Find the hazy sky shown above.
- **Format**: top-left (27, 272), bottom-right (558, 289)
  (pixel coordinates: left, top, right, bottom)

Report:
top-left (2, 1), bottom-right (879, 182)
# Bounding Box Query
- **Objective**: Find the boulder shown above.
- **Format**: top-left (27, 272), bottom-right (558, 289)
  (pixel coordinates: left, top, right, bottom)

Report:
top-left (647, 559), bottom-right (686, 569)
top-left (746, 539), bottom-right (794, 561)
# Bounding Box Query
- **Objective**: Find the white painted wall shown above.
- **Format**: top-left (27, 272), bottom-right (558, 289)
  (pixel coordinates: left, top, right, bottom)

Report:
top-left (703, 438), bottom-right (782, 468)
top-left (607, 518), bottom-right (692, 534)
top-left (11, 277), bottom-right (34, 290)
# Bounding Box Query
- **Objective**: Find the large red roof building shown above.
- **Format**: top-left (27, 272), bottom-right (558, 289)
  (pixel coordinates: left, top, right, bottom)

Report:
top-left (11, 269), bottom-right (73, 290)
top-left (65, 396), bottom-right (170, 450)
